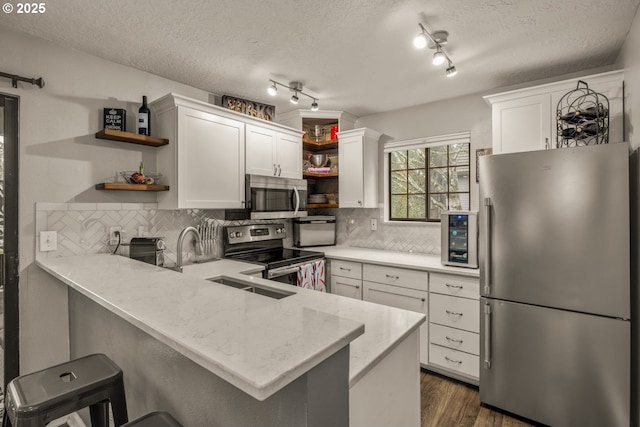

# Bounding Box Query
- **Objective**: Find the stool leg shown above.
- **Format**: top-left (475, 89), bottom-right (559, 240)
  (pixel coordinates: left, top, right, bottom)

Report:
top-left (89, 401), bottom-right (109, 427)
top-left (109, 378), bottom-right (128, 426)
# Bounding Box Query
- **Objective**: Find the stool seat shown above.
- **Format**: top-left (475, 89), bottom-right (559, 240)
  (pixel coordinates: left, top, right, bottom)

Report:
top-left (121, 412), bottom-right (182, 427)
top-left (5, 354), bottom-right (128, 427)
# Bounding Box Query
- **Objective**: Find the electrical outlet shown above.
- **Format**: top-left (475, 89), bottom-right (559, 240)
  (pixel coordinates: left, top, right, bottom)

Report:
top-left (40, 231), bottom-right (57, 252)
top-left (370, 218), bottom-right (378, 231)
top-left (109, 227), bottom-right (122, 245)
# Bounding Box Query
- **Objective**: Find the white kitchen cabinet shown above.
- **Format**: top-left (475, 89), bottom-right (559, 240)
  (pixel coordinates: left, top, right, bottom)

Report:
top-left (362, 263), bottom-right (428, 365)
top-left (245, 124), bottom-right (302, 179)
top-left (428, 272), bottom-right (480, 383)
top-left (329, 259), bottom-right (362, 299)
top-left (153, 96), bottom-right (246, 209)
top-left (338, 128), bottom-right (382, 208)
top-left (484, 70), bottom-right (623, 154)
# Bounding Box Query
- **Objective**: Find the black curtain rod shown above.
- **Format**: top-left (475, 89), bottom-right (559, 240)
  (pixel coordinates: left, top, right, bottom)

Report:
top-left (0, 71), bottom-right (44, 88)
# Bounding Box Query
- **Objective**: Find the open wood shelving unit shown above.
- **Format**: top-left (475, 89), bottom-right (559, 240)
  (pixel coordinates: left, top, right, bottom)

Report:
top-left (94, 129), bottom-right (170, 191)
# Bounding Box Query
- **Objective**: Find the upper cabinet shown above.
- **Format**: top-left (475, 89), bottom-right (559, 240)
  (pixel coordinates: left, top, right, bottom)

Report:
top-left (245, 124), bottom-right (302, 179)
top-left (150, 94), bottom-right (304, 209)
top-left (484, 70), bottom-right (624, 154)
top-left (338, 128), bottom-right (382, 208)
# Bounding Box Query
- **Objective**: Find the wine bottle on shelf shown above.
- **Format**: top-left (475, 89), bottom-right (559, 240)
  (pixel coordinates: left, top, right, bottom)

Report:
top-left (138, 95), bottom-right (151, 135)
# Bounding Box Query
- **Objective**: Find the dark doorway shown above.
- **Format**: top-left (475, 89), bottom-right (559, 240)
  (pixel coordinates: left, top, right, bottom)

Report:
top-left (0, 93), bottom-right (19, 388)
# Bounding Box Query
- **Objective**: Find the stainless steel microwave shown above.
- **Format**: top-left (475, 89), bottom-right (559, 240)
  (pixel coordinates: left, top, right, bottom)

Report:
top-left (441, 210), bottom-right (478, 268)
top-left (238, 174), bottom-right (308, 220)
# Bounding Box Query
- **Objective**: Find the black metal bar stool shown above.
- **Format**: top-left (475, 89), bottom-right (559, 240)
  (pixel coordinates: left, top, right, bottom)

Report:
top-left (3, 353), bottom-right (128, 427)
top-left (121, 411), bottom-right (182, 427)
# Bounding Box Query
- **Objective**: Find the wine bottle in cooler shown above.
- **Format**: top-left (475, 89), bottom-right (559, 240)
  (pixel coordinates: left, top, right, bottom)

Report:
top-left (138, 95), bottom-right (151, 135)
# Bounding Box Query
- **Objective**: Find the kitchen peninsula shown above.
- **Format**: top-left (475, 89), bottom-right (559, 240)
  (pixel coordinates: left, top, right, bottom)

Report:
top-left (36, 254), bottom-right (425, 427)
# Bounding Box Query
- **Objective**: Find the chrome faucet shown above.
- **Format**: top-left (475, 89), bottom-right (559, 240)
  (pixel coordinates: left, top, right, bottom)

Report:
top-left (176, 226), bottom-right (202, 273)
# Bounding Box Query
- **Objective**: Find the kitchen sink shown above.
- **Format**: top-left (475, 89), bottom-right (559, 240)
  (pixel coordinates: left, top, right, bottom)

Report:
top-left (206, 276), bottom-right (293, 300)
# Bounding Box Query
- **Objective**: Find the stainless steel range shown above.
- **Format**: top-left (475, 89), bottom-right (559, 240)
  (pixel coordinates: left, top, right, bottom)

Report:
top-left (222, 223), bottom-right (325, 286)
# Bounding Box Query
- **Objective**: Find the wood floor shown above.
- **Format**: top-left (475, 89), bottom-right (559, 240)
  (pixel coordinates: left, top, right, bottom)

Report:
top-left (420, 370), bottom-right (538, 427)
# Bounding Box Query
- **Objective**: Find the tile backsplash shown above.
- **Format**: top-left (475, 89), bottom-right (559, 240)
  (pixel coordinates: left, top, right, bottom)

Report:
top-left (35, 203), bottom-right (441, 266)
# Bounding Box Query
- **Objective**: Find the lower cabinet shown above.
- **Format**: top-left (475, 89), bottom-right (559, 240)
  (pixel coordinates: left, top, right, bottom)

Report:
top-left (428, 272), bottom-right (480, 383)
top-left (362, 280), bottom-right (429, 365)
top-left (327, 257), bottom-right (480, 384)
top-left (329, 260), bottom-right (363, 299)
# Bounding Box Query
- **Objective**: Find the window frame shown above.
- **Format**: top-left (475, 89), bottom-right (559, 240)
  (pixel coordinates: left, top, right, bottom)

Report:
top-left (383, 131), bottom-right (471, 223)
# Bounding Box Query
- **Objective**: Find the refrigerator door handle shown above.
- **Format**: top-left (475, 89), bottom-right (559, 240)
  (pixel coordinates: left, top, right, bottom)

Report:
top-left (483, 301), bottom-right (492, 369)
top-left (483, 197), bottom-right (492, 295)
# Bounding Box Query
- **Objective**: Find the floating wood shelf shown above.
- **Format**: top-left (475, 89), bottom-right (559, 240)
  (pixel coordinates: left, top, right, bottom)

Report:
top-left (303, 172), bottom-right (339, 178)
top-left (95, 129), bottom-right (169, 147)
top-left (307, 203), bottom-right (339, 209)
top-left (95, 183), bottom-right (170, 191)
top-left (303, 137), bottom-right (338, 151)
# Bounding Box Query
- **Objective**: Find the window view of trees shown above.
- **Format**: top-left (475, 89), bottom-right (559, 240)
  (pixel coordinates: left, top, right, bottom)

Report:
top-left (390, 143), bottom-right (470, 221)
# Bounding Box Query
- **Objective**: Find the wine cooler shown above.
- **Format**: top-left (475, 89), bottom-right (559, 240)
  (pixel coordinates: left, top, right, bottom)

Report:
top-left (441, 211), bottom-right (478, 268)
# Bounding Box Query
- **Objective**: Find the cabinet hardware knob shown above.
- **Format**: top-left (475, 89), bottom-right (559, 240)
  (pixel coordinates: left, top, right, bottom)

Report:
top-left (385, 274), bottom-right (400, 279)
top-left (339, 267), bottom-right (351, 271)
top-left (445, 283), bottom-right (464, 290)
top-left (445, 336), bottom-right (464, 344)
top-left (445, 310), bottom-right (464, 316)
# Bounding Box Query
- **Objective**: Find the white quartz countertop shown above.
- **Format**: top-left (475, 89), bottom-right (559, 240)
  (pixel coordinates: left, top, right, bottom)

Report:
top-left (37, 253), bottom-right (425, 398)
top-left (36, 255), bottom-right (365, 401)
top-left (308, 246), bottom-right (480, 277)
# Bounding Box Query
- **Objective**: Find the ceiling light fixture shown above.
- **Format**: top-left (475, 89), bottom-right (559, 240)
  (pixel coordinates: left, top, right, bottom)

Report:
top-left (267, 79), bottom-right (320, 110)
top-left (267, 82), bottom-right (278, 96)
top-left (414, 23), bottom-right (457, 77)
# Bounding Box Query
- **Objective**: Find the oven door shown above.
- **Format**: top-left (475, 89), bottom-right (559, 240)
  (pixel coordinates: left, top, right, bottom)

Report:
top-left (265, 259), bottom-right (324, 287)
top-left (247, 174), bottom-right (308, 219)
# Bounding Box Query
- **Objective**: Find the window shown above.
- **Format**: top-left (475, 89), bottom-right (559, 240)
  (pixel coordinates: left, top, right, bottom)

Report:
top-left (385, 132), bottom-right (470, 222)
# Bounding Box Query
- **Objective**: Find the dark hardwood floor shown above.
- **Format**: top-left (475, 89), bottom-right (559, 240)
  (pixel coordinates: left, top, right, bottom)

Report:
top-left (420, 370), bottom-right (537, 427)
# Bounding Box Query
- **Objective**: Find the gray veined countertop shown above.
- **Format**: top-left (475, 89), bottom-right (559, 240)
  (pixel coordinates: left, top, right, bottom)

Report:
top-left (37, 254), bottom-right (425, 400)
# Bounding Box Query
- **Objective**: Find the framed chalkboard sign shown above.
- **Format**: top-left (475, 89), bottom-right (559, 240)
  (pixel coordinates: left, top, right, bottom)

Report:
top-left (222, 95), bottom-right (275, 121)
top-left (103, 108), bottom-right (126, 131)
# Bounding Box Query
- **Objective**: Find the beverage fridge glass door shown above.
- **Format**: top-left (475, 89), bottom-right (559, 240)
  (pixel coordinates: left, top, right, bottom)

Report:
top-left (480, 297), bottom-right (630, 427)
top-left (478, 143), bottom-right (630, 317)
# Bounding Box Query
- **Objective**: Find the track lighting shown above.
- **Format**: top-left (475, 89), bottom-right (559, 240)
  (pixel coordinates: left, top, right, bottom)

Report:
top-left (267, 79), bottom-right (320, 110)
top-left (267, 82), bottom-right (277, 96)
top-left (414, 23), bottom-right (457, 77)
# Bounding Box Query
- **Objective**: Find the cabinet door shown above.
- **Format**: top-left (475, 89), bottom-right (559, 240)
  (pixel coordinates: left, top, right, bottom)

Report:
top-left (338, 133), bottom-right (364, 207)
top-left (178, 107), bottom-right (245, 208)
top-left (246, 124), bottom-right (277, 177)
top-left (275, 132), bottom-right (302, 179)
top-left (492, 94), bottom-right (552, 154)
top-left (363, 281), bottom-right (428, 365)
top-left (331, 276), bottom-right (362, 300)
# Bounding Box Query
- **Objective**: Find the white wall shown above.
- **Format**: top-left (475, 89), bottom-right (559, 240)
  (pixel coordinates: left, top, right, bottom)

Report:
top-left (355, 92), bottom-right (492, 213)
top-left (0, 24), bottom-right (211, 372)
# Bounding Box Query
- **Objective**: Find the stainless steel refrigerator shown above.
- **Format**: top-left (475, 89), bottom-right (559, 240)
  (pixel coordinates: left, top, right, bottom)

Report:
top-left (478, 142), bottom-right (631, 427)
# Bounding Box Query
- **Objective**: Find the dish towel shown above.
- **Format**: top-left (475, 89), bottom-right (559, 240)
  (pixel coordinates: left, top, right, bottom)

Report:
top-left (296, 260), bottom-right (326, 292)
top-left (312, 259), bottom-right (326, 292)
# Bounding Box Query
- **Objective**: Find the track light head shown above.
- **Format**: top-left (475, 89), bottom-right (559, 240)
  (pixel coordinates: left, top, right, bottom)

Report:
top-left (290, 93), bottom-right (299, 104)
top-left (413, 33), bottom-right (427, 49)
top-left (310, 100), bottom-right (319, 111)
top-left (446, 64), bottom-right (457, 77)
top-left (432, 47), bottom-right (446, 66)
top-left (267, 82), bottom-right (277, 96)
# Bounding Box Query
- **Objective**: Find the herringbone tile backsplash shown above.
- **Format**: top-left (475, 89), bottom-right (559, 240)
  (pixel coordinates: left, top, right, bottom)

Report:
top-left (35, 204), bottom-right (441, 265)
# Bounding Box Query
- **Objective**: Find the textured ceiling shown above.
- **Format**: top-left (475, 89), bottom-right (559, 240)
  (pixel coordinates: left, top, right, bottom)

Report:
top-left (1, 0), bottom-right (639, 117)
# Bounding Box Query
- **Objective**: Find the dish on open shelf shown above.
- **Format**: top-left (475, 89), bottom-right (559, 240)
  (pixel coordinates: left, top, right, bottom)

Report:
top-left (120, 171), bottom-right (164, 185)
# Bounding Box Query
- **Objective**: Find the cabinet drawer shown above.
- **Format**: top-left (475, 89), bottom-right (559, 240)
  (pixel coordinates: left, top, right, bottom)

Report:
top-left (330, 260), bottom-right (362, 280)
top-left (429, 323), bottom-right (479, 356)
top-left (363, 264), bottom-right (428, 291)
top-left (430, 273), bottom-right (479, 300)
top-left (331, 276), bottom-right (362, 300)
top-left (429, 294), bottom-right (479, 333)
top-left (429, 343), bottom-right (479, 379)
